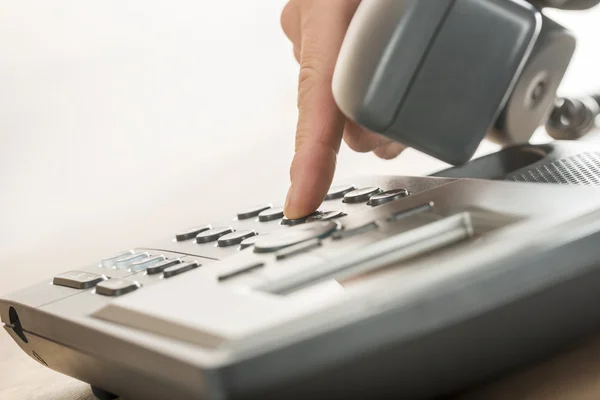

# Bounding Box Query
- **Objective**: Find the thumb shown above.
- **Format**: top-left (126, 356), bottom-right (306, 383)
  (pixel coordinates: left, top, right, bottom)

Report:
top-left (284, 0), bottom-right (361, 219)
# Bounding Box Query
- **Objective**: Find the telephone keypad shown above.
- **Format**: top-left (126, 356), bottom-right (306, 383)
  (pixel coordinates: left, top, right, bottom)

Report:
top-left (237, 205), bottom-right (272, 220)
top-left (258, 207), bottom-right (285, 222)
top-left (343, 187), bottom-right (382, 204)
top-left (217, 230), bottom-right (257, 247)
top-left (196, 227), bottom-right (234, 244)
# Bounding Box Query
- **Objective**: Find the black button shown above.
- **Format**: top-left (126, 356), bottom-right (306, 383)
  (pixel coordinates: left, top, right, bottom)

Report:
top-left (196, 227), bottom-right (234, 244)
top-left (332, 222), bottom-right (379, 240)
top-left (218, 230), bottom-right (257, 247)
top-left (237, 205), bottom-right (271, 220)
top-left (254, 221), bottom-right (338, 253)
top-left (275, 238), bottom-right (322, 260)
top-left (53, 271), bottom-right (107, 289)
top-left (343, 187), bottom-right (382, 204)
top-left (101, 251), bottom-right (133, 268)
top-left (258, 207), bottom-right (284, 222)
top-left (130, 255), bottom-right (166, 272)
top-left (163, 261), bottom-right (199, 278)
top-left (96, 279), bottom-right (140, 297)
top-left (325, 184), bottom-right (355, 200)
top-left (281, 212), bottom-right (322, 226)
top-left (240, 234), bottom-right (263, 249)
top-left (176, 226), bottom-right (210, 242)
top-left (306, 210), bottom-right (346, 222)
top-left (147, 259), bottom-right (182, 275)
top-left (368, 189), bottom-right (410, 206)
top-left (217, 262), bottom-right (265, 281)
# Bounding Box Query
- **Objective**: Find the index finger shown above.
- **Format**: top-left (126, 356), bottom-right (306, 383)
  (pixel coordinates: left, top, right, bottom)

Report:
top-left (284, 0), bottom-right (361, 219)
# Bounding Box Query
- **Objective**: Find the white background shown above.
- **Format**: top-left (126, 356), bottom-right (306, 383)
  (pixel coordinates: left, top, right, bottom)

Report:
top-left (0, 1), bottom-right (598, 293)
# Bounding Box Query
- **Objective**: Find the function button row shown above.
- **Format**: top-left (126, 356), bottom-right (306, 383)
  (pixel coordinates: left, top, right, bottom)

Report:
top-left (196, 227), bottom-right (234, 244)
top-left (237, 205), bottom-right (272, 220)
top-left (176, 226), bottom-right (210, 242)
top-left (53, 271), bottom-right (107, 290)
top-left (368, 189), bottom-right (410, 207)
top-left (325, 184), bottom-right (356, 200)
top-left (343, 187), bottom-right (382, 204)
top-left (101, 251), bottom-right (133, 268)
top-left (218, 230), bottom-right (257, 247)
top-left (164, 261), bottom-right (199, 278)
top-left (114, 253), bottom-right (150, 269)
top-left (96, 279), bottom-right (140, 297)
top-left (258, 207), bottom-right (285, 222)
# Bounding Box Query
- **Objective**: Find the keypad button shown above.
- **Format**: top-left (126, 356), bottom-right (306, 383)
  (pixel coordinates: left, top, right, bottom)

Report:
top-left (237, 205), bottom-right (271, 220)
top-left (368, 189), bottom-right (410, 206)
top-left (343, 187), bottom-right (382, 204)
top-left (281, 212), bottom-right (322, 226)
top-left (53, 271), bottom-right (107, 289)
top-left (275, 238), bottom-right (322, 260)
top-left (114, 253), bottom-right (149, 269)
top-left (306, 210), bottom-right (346, 222)
top-left (96, 279), bottom-right (140, 297)
top-left (101, 251), bottom-right (133, 268)
top-left (332, 222), bottom-right (379, 240)
top-left (176, 226), bottom-right (210, 242)
top-left (254, 221), bottom-right (338, 253)
top-left (217, 262), bottom-right (265, 281)
top-left (163, 261), bottom-right (199, 278)
top-left (240, 234), bottom-right (263, 249)
top-left (196, 227), bottom-right (234, 244)
top-left (325, 184), bottom-right (356, 200)
top-left (147, 259), bottom-right (182, 275)
top-left (130, 255), bottom-right (166, 272)
top-left (218, 230), bottom-right (257, 247)
top-left (258, 207), bottom-right (284, 222)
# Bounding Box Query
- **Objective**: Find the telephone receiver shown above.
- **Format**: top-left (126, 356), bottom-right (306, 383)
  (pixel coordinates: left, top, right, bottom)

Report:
top-left (332, 0), bottom-right (600, 177)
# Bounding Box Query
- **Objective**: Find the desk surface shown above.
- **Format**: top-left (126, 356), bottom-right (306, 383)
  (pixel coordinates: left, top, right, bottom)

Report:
top-left (1, 2), bottom-right (600, 399)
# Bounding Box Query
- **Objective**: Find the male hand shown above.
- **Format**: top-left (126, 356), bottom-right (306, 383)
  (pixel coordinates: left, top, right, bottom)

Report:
top-left (281, 0), bottom-right (405, 219)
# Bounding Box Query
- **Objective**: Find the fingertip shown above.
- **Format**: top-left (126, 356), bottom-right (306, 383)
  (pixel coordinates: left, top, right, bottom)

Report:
top-left (284, 145), bottom-right (336, 219)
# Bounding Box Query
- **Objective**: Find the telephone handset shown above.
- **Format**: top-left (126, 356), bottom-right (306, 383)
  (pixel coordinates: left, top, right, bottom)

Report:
top-left (332, 0), bottom-right (599, 167)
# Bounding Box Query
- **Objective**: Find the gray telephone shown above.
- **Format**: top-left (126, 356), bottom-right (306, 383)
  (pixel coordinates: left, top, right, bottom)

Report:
top-left (3, 1), bottom-right (600, 400)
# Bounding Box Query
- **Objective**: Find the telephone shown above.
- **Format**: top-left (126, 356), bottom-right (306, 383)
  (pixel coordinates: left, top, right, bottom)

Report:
top-left (2, 1), bottom-right (600, 399)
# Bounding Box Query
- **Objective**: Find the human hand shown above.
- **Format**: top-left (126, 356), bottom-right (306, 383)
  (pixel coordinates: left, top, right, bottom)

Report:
top-left (281, 0), bottom-right (406, 219)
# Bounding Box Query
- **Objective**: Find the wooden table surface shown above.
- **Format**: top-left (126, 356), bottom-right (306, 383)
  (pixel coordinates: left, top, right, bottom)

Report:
top-left (1, 2), bottom-right (600, 399)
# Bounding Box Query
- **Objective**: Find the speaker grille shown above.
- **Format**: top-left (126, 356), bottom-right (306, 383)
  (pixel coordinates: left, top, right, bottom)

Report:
top-left (505, 152), bottom-right (600, 186)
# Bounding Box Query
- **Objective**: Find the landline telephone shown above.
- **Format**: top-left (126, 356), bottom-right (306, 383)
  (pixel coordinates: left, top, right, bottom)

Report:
top-left (3, 1), bottom-right (600, 399)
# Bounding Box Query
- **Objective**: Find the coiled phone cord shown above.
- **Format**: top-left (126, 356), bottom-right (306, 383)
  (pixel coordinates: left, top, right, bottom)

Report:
top-left (545, 92), bottom-right (600, 140)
